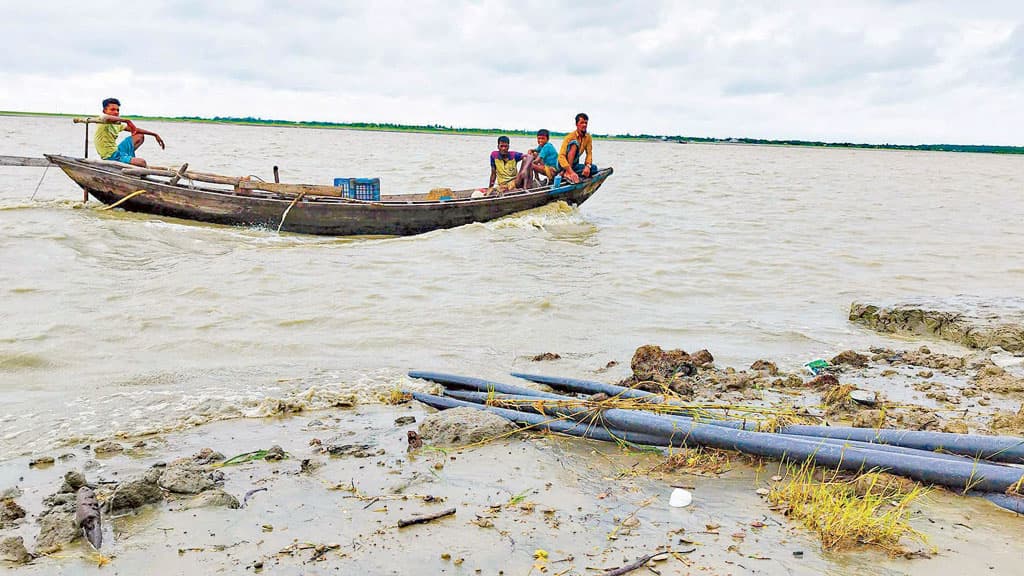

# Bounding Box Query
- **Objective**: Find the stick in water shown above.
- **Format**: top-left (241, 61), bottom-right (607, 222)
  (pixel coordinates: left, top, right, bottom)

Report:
top-left (396, 507), bottom-right (456, 528)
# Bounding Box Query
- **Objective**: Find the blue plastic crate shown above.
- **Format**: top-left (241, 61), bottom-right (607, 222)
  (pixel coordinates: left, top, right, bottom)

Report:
top-left (333, 177), bottom-right (381, 201)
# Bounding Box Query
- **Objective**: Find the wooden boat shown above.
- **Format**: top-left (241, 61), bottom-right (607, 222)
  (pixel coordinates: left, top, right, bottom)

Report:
top-left (45, 155), bottom-right (612, 236)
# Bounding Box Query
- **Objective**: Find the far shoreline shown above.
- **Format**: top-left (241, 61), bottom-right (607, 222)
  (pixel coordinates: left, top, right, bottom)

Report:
top-left (2, 110), bottom-right (1021, 155)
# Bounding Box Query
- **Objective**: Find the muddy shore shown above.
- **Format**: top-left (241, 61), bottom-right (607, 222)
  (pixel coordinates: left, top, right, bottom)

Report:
top-left (2, 310), bottom-right (1024, 574)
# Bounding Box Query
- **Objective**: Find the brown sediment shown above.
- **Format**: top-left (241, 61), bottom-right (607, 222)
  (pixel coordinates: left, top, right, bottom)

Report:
top-left (850, 297), bottom-right (1024, 352)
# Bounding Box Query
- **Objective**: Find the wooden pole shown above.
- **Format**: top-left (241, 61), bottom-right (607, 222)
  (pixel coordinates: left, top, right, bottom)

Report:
top-left (273, 166), bottom-right (280, 183)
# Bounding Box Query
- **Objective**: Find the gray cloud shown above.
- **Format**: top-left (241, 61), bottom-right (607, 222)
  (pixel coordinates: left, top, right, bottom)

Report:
top-left (2, 0), bottom-right (1022, 144)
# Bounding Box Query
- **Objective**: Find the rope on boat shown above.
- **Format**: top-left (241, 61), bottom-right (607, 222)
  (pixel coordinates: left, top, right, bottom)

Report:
top-left (99, 189), bottom-right (147, 211)
top-left (30, 164), bottom-right (51, 201)
top-left (277, 192), bottom-right (306, 232)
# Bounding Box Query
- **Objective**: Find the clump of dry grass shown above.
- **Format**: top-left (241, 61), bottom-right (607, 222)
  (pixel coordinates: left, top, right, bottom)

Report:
top-left (769, 461), bottom-right (929, 553)
top-left (485, 393), bottom-right (814, 429)
top-left (655, 446), bottom-right (733, 475)
top-left (822, 383), bottom-right (858, 408)
top-left (383, 389), bottom-right (411, 405)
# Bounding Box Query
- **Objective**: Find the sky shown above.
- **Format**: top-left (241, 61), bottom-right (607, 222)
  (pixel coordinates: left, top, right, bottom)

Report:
top-left (1, 1), bottom-right (1022, 145)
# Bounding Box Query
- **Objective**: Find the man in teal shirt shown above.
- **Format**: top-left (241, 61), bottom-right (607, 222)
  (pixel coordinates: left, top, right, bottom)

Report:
top-left (516, 129), bottom-right (559, 188)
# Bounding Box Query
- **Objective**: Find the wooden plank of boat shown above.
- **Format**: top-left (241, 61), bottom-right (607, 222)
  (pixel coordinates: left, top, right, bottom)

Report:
top-left (236, 180), bottom-right (355, 199)
top-left (0, 155), bottom-right (53, 167)
top-left (121, 166), bottom-right (241, 186)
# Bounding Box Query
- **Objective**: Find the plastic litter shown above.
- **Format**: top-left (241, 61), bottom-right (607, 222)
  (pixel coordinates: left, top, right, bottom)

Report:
top-left (669, 488), bottom-right (692, 508)
top-left (803, 359), bottom-right (830, 375)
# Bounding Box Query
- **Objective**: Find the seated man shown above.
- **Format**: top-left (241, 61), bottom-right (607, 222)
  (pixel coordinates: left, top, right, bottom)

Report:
top-left (558, 112), bottom-right (598, 184)
top-left (93, 97), bottom-right (165, 167)
top-left (488, 135), bottom-right (524, 193)
top-left (515, 129), bottom-right (559, 188)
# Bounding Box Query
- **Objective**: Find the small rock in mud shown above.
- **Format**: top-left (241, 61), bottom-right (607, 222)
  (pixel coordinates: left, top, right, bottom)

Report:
top-left (774, 374), bottom-right (805, 388)
top-left (1, 498), bottom-right (27, 524)
top-left (972, 364), bottom-right (1024, 395)
top-left (264, 445), bottom-right (286, 461)
top-left (159, 466), bottom-right (219, 494)
top-left (531, 352), bottom-right (561, 361)
top-left (61, 471), bottom-right (87, 493)
top-left (419, 407), bottom-right (515, 446)
top-left (93, 441), bottom-right (124, 455)
top-left (407, 431), bottom-right (424, 451)
top-left (689, 349), bottom-right (715, 367)
top-left (806, 374), bottom-right (840, 389)
top-left (323, 439), bottom-right (385, 458)
top-left (300, 459), bottom-right (323, 474)
top-left (896, 407), bottom-right (941, 431)
top-left (108, 475), bottom-right (164, 511)
top-left (394, 416), bottom-right (417, 426)
top-left (851, 410), bottom-right (889, 429)
top-left (42, 492), bottom-right (75, 511)
top-left (942, 419), bottom-right (969, 434)
top-left (751, 360), bottom-right (779, 376)
top-left (35, 511), bottom-right (79, 553)
top-left (723, 372), bottom-right (754, 391)
top-left (28, 456), bottom-right (54, 468)
top-left (180, 489), bottom-right (241, 510)
top-left (831, 350), bottom-right (869, 368)
top-left (989, 405), bottom-right (1024, 435)
top-left (900, 350), bottom-right (966, 372)
top-left (0, 535), bottom-right (32, 564)
top-left (192, 448), bottom-right (225, 465)
top-left (0, 487), bottom-right (22, 500)
top-left (630, 345), bottom-right (696, 381)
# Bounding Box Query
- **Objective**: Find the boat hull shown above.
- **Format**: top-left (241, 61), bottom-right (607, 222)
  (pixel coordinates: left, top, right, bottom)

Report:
top-left (46, 155), bottom-right (612, 236)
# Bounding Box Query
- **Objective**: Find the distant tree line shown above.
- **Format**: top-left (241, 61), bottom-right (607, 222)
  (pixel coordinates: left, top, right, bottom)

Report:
top-left (166, 115), bottom-right (1024, 154)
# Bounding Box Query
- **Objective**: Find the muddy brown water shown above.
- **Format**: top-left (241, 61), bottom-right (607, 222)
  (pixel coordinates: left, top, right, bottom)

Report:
top-left (2, 115), bottom-right (1023, 573)
top-left (2, 115), bottom-right (1023, 457)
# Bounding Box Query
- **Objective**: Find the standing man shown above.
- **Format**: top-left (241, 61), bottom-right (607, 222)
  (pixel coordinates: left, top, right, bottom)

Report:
top-left (93, 98), bottom-right (164, 167)
top-left (558, 112), bottom-right (598, 184)
top-left (489, 135), bottom-right (524, 193)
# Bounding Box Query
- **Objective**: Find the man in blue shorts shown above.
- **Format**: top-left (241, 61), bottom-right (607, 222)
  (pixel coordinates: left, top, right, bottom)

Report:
top-left (515, 129), bottom-right (559, 188)
top-left (93, 98), bottom-right (165, 167)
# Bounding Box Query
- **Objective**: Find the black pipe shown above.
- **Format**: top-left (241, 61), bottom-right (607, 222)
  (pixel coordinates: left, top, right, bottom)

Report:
top-left (408, 371), bottom-right (1024, 493)
top-left (511, 372), bottom-right (1024, 464)
top-left (442, 389), bottom-right (982, 465)
top-left (413, 390), bottom-right (1024, 515)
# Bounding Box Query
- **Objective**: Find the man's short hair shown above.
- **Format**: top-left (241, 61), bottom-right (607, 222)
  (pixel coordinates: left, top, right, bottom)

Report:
top-left (102, 98), bottom-right (121, 109)
top-left (497, 135), bottom-right (510, 144)
top-left (575, 112), bottom-right (589, 123)
top-left (537, 129), bottom-right (550, 137)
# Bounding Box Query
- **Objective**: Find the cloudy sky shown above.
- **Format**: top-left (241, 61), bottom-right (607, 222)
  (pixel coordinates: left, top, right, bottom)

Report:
top-left (2, 1), bottom-right (1022, 145)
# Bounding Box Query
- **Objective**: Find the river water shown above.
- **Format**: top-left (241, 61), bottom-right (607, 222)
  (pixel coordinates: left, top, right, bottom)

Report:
top-left (1, 115), bottom-right (1022, 459)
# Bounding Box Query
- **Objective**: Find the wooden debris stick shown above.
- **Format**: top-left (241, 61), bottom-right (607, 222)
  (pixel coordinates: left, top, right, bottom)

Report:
top-left (76, 486), bottom-right (103, 550)
top-left (598, 550), bottom-right (694, 576)
top-left (0, 155), bottom-right (53, 167)
top-left (396, 507), bottom-right (456, 528)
